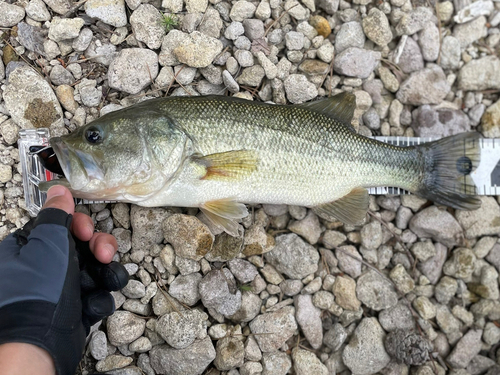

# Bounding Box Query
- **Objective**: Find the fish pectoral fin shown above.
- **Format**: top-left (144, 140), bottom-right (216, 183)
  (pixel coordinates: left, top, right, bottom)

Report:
top-left (312, 187), bottom-right (369, 225)
top-left (200, 199), bottom-right (248, 237)
top-left (297, 91), bottom-right (357, 131)
top-left (193, 150), bottom-right (258, 181)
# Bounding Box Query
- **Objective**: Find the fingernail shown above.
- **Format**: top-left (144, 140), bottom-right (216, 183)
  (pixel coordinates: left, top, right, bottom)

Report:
top-left (104, 244), bottom-right (116, 258)
top-left (85, 224), bottom-right (94, 238)
top-left (47, 185), bottom-right (66, 200)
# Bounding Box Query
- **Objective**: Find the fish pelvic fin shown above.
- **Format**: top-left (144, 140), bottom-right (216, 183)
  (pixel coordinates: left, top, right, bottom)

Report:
top-left (193, 150), bottom-right (258, 181)
top-left (416, 132), bottom-right (481, 211)
top-left (297, 91), bottom-right (357, 130)
top-left (200, 199), bottom-right (248, 237)
top-left (312, 187), bottom-right (369, 225)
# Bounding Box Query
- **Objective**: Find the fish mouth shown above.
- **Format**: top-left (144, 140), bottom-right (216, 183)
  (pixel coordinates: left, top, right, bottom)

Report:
top-left (50, 137), bottom-right (103, 191)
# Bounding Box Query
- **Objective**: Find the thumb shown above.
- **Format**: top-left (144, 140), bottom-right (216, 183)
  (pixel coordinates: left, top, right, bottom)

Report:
top-left (43, 185), bottom-right (75, 215)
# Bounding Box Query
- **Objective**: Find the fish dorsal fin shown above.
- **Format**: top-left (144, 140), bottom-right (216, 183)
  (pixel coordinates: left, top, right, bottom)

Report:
top-left (312, 187), bottom-right (369, 225)
top-left (200, 198), bottom-right (248, 237)
top-left (297, 92), bottom-right (357, 130)
top-left (193, 150), bottom-right (258, 181)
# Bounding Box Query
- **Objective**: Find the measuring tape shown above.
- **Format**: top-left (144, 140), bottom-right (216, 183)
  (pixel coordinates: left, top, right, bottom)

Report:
top-left (18, 129), bottom-right (500, 217)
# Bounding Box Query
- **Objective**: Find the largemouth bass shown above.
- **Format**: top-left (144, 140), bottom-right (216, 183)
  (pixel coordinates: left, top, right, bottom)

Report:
top-left (40, 93), bottom-right (481, 235)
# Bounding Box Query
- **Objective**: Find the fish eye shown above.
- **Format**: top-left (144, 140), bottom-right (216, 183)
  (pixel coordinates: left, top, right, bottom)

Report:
top-left (85, 127), bottom-right (102, 144)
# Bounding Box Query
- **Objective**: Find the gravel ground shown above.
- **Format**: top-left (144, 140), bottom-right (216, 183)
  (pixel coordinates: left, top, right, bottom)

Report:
top-left (0, 0), bottom-right (500, 374)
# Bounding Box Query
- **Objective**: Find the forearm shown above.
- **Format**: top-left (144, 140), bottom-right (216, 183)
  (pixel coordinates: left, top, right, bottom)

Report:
top-left (0, 343), bottom-right (56, 375)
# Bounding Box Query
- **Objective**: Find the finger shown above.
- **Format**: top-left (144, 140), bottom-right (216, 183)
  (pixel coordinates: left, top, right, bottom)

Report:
top-left (82, 290), bottom-right (115, 332)
top-left (42, 185), bottom-right (75, 215)
top-left (71, 212), bottom-right (94, 241)
top-left (89, 232), bottom-right (117, 264)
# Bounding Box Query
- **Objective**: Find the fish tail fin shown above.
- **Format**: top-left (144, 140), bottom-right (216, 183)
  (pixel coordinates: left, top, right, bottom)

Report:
top-left (416, 132), bottom-right (482, 210)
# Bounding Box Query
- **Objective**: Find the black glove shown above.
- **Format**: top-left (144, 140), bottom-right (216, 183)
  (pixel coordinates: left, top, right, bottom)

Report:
top-left (0, 208), bottom-right (129, 375)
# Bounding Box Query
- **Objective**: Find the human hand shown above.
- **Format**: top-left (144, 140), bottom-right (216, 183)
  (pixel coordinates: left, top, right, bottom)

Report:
top-left (0, 185), bottom-right (129, 375)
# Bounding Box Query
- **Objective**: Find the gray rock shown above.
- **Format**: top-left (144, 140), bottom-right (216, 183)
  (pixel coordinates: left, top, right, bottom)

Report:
top-left (129, 337), bottom-right (152, 353)
top-left (456, 197), bottom-right (500, 238)
top-left (0, 2), bottom-right (25, 27)
top-left (453, 16), bottom-right (487, 48)
top-left (229, 0), bottom-right (256, 22)
top-left (256, 52), bottom-right (278, 80)
top-left (443, 247), bottom-right (476, 279)
top-left (169, 273), bottom-right (202, 306)
top-left (333, 47), bottom-right (381, 79)
top-left (228, 258), bottom-right (258, 283)
top-left (292, 348), bottom-right (328, 375)
top-left (249, 306), bottom-right (297, 352)
top-left (108, 48), bottom-right (159, 95)
top-left (159, 30), bottom-right (190, 66)
top-left (323, 323), bottom-right (347, 351)
top-left (42, 0), bottom-right (71, 14)
top-left (225, 22), bottom-right (245, 40)
top-left (483, 322), bottom-right (500, 346)
top-left (156, 309), bottom-right (208, 349)
top-left (412, 105), bottom-right (470, 138)
top-left (288, 210), bottom-right (321, 245)
top-left (17, 23), bottom-right (46, 57)
top-left (447, 329), bottom-right (483, 368)
top-left (49, 17), bottom-right (86, 43)
top-left (342, 318), bottom-right (391, 375)
top-left (285, 31), bottom-right (304, 51)
top-left (361, 220), bottom-right (382, 250)
top-left (419, 242), bottom-right (447, 284)
top-left (172, 31), bottom-right (223, 68)
top-left (413, 296), bottom-right (436, 319)
top-left (385, 330), bottom-right (432, 366)
top-left (49, 65), bottom-right (74, 86)
top-left (335, 21), bottom-right (365, 53)
top-left (85, 0), bottom-right (127, 27)
top-left (85, 41), bottom-right (117, 66)
top-left (335, 245), bottom-right (362, 278)
top-left (199, 269), bottom-right (242, 316)
top-left (236, 65), bottom-right (265, 86)
top-left (77, 79), bottom-right (102, 107)
top-left (26, 0), bottom-right (51, 21)
top-left (357, 270), bottom-right (398, 310)
top-left (130, 4), bottom-right (166, 50)
top-left (234, 35), bottom-right (251, 50)
top-left (96, 355), bottom-right (133, 372)
top-left (397, 37), bottom-right (424, 74)
top-left (163, 214), bottom-right (214, 261)
top-left (89, 330), bottom-right (108, 360)
top-left (379, 301), bottom-right (416, 332)
top-left (294, 294), bottom-right (322, 349)
top-left (229, 290), bottom-right (261, 322)
top-left (411, 240), bottom-right (436, 262)
top-left (262, 351), bottom-right (292, 375)
top-left (234, 49), bottom-right (254, 67)
top-left (121, 280), bottom-right (146, 299)
top-left (397, 64), bottom-right (450, 105)
top-left (107, 311), bottom-right (146, 346)
top-left (409, 206), bottom-right (463, 247)
top-left (3, 64), bottom-right (63, 130)
top-left (149, 336), bottom-right (216, 375)
top-left (214, 337), bottom-right (245, 370)
top-left (459, 56), bottom-right (500, 91)
top-left (440, 36), bottom-right (461, 70)
top-left (264, 233), bottom-right (319, 279)
top-left (130, 206), bottom-right (170, 250)
top-left (418, 22), bottom-right (440, 61)
top-left (185, 0), bottom-right (207, 13)
top-left (332, 275), bottom-right (360, 310)
top-left (122, 299), bottom-right (151, 316)
top-left (467, 355), bottom-right (497, 375)
top-left (362, 8), bottom-right (392, 47)
top-left (395, 6), bottom-right (434, 36)
top-left (242, 19), bottom-right (264, 41)
top-left (486, 244), bottom-right (500, 272)
top-left (283, 74), bottom-right (318, 104)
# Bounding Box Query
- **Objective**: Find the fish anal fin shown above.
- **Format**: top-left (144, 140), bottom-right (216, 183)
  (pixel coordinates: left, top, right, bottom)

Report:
top-left (194, 150), bottom-right (258, 181)
top-left (200, 199), bottom-right (248, 237)
top-left (297, 92), bottom-right (357, 130)
top-left (312, 187), bottom-right (369, 225)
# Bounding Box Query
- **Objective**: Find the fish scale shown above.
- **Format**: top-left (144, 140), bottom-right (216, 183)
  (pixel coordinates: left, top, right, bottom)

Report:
top-left (150, 96), bottom-right (422, 206)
